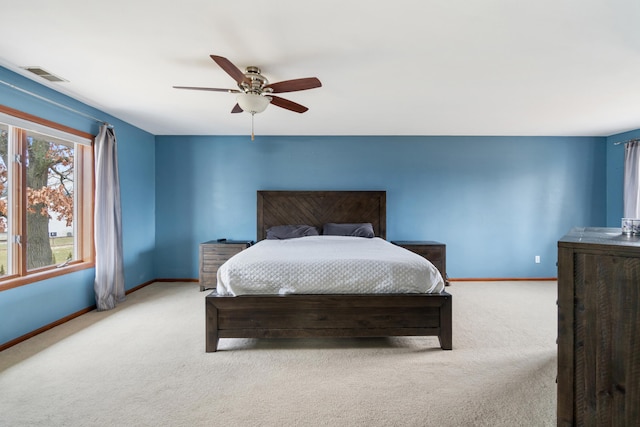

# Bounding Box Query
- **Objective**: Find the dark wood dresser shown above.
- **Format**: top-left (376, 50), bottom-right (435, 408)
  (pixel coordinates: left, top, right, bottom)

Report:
top-left (391, 241), bottom-right (447, 285)
top-left (557, 227), bottom-right (640, 426)
top-left (199, 240), bottom-right (252, 292)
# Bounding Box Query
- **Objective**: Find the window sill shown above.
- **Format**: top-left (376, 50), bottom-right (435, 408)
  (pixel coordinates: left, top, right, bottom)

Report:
top-left (0, 261), bottom-right (95, 292)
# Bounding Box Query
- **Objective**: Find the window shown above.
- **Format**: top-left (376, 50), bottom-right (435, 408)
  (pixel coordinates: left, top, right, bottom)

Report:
top-left (0, 106), bottom-right (94, 290)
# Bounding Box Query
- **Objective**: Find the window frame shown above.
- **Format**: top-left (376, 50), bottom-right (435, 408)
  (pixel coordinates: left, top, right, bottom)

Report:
top-left (0, 105), bottom-right (95, 291)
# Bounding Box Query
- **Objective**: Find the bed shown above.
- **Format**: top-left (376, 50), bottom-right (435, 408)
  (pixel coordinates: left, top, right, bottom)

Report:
top-left (205, 190), bottom-right (452, 351)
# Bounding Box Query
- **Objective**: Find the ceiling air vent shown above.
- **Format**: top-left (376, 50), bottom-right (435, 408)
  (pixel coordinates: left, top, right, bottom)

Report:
top-left (22, 66), bottom-right (68, 83)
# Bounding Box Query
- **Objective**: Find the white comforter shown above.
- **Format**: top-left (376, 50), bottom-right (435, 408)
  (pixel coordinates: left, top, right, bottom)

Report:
top-left (216, 236), bottom-right (445, 296)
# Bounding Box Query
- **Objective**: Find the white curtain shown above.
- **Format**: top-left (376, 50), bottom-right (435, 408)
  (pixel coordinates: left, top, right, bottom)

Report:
top-left (624, 140), bottom-right (640, 218)
top-left (94, 124), bottom-right (125, 311)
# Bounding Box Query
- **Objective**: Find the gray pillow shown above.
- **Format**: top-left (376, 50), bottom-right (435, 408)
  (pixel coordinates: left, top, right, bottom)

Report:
top-left (266, 224), bottom-right (319, 240)
top-left (322, 223), bottom-right (375, 238)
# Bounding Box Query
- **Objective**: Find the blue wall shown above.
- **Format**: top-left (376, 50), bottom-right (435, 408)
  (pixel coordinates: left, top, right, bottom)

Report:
top-left (0, 67), bottom-right (157, 345)
top-left (155, 135), bottom-right (606, 279)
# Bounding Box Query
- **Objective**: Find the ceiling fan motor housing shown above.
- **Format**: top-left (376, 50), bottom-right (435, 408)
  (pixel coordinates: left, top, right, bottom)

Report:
top-left (241, 66), bottom-right (271, 94)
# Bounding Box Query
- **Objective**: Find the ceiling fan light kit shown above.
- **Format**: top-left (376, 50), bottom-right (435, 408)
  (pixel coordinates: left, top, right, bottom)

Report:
top-left (237, 93), bottom-right (271, 141)
top-left (174, 54), bottom-right (321, 140)
top-left (237, 93), bottom-right (271, 114)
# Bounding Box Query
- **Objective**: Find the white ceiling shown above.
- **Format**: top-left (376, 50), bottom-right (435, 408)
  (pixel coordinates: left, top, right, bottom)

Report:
top-left (1, 0), bottom-right (639, 137)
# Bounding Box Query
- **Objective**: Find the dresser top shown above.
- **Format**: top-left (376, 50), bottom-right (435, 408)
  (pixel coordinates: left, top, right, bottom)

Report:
top-left (559, 227), bottom-right (640, 248)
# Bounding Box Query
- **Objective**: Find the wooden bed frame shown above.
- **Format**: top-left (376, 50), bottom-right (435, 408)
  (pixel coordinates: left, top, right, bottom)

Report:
top-left (206, 190), bottom-right (452, 351)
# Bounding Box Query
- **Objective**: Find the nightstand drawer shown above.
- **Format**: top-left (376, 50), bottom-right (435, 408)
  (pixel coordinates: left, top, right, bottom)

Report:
top-left (202, 245), bottom-right (247, 260)
top-left (201, 261), bottom-right (226, 273)
top-left (406, 245), bottom-right (443, 262)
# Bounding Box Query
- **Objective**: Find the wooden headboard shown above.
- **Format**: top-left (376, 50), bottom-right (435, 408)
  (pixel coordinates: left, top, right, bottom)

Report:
top-left (257, 191), bottom-right (386, 241)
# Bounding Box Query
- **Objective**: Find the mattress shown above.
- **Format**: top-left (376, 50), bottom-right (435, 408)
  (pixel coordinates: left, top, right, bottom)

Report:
top-left (216, 236), bottom-right (445, 296)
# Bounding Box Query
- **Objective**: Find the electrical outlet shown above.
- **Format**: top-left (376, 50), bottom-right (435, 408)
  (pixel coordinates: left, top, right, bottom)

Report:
top-left (535, 255), bottom-right (541, 264)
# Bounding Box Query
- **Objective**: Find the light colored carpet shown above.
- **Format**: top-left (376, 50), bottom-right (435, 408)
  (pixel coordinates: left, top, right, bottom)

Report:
top-left (0, 281), bottom-right (557, 426)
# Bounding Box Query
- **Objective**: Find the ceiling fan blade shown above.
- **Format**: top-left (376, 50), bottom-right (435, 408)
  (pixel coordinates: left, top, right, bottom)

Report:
top-left (270, 95), bottom-right (309, 113)
top-left (210, 55), bottom-right (249, 85)
top-left (265, 77), bottom-right (322, 93)
top-left (231, 104), bottom-right (243, 113)
top-left (173, 86), bottom-right (241, 93)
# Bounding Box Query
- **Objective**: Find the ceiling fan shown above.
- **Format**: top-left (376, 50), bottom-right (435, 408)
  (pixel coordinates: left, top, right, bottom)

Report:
top-left (174, 55), bottom-right (322, 139)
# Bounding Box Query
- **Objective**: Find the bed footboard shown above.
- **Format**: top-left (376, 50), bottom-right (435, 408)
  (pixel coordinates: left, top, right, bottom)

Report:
top-left (206, 292), bottom-right (452, 352)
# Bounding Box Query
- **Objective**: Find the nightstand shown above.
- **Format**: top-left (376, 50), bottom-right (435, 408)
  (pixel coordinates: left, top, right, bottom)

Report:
top-left (199, 240), bottom-right (253, 291)
top-left (391, 240), bottom-right (448, 285)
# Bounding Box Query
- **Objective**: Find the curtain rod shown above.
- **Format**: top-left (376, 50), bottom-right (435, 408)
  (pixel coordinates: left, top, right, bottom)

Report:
top-left (0, 79), bottom-right (112, 128)
top-left (614, 138), bottom-right (640, 146)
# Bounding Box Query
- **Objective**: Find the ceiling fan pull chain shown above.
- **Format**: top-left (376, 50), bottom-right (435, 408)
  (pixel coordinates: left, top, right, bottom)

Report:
top-left (251, 112), bottom-right (255, 141)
